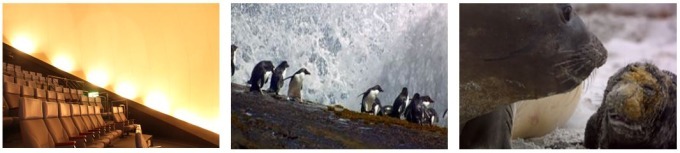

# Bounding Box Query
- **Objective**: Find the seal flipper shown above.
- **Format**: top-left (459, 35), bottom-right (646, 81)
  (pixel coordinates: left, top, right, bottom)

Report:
top-left (584, 110), bottom-right (602, 149)
top-left (460, 105), bottom-right (513, 149)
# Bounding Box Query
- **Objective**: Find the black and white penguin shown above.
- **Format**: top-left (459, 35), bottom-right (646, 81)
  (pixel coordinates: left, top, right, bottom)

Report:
top-left (359, 85), bottom-right (384, 115)
top-left (231, 45), bottom-right (238, 76)
top-left (247, 60), bottom-right (274, 94)
top-left (404, 93), bottom-right (422, 123)
top-left (380, 105), bottom-right (392, 116)
top-left (285, 68), bottom-right (311, 102)
top-left (421, 96), bottom-right (438, 125)
top-left (267, 61), bottom-right (289, 95)
top-left (388, 87), bottom-right (408, 118)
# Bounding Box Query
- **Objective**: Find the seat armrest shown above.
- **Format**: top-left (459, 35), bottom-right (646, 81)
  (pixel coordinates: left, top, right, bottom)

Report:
top-left (69, 137), bottom-right (87, 148)
top-left (55, 141), bottom-right (77, 148)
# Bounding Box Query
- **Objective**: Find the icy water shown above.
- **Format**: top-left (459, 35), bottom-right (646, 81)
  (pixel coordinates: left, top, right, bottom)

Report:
top-left (231, 4), bottom-right (448, 127)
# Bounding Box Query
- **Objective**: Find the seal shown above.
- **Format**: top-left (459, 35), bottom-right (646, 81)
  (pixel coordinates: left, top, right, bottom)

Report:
top-left (286, 68), bottom-right (311, 102)
top-left (511, 82), bottom-right (583, 139)
top-left (584, 62), bottom-right (676, 149)
top-left (359, 85), bottom-right (384, 115)
top-left (268, 61), bottom-right (289, 95)
top-left (459, 4), bottom-right (607, 148)
top-left (232, 45), bottom-right (238, 76)
top-left (247, 60), bottom-right (274, 94)
top-left (388, 87), bottom-right (409, 118)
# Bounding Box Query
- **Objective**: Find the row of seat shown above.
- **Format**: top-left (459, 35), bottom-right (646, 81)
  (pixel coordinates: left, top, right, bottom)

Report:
top-left (3, 75), bottom-right (87, 103)
top-left (4, 63), bottom-right (60, 91)
top-left (4, 62), bottom-right (144, 147)
top-left (20, 97), bottom-right (138, 147)
top-left (4, 81), bottom-right (104, 124)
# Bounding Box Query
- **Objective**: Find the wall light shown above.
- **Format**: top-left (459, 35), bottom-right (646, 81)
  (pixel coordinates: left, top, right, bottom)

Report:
top-left (145, 91), bottom-right (170, 114)
top-left (52, 54), bottom-right (75, 72)
top-left (87, 69), bottom-right (110, 88)
top-left (115, 82), bottom-right (137, 100)
top-left (11, 35), bottom-right (36, 54)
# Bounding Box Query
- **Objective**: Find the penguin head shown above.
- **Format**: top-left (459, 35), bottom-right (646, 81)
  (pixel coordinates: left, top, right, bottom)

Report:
top-left (277, 61), bottom-right (290, 69)
top-left (263, 61), bottom-right (275, 71)
top-left (400, 87), bottom-right (408, 95)
top-left (296, 68), bottom-right (311, 75)
top-left (371, 85), bottom-right (384, 92)
top-left (231, 45), bottom-right (238, 52)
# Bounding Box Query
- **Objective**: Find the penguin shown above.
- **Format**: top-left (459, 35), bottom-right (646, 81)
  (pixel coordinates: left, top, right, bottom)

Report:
top-left (285, 68), bottom-right (311, 102)
top-left (267, 61), bottom-right (289, 95)
top-left (380, 105), bottom-right (393, 116)
top-left (231, 45), bottom-right (238, 76)
top-left (247, 60), bottom-right (274, 94)
top-left (442, 109), bottom-right (448, 120)
top-left (388, 87), bottom-right (408, 118)
top-left (404, 93), bottom-right (422, 123)
top-left (358, 85), bottom-right (384, 115)
top-left (421, 96), bottom-right (438, 125)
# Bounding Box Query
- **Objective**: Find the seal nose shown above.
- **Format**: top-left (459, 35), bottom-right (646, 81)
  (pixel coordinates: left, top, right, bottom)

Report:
top-left (588, 34), bottom-right (608, 67)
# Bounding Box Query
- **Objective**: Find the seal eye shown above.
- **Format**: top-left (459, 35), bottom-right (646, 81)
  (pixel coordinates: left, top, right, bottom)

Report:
top-left (562, 6), bottom-right (573, 22)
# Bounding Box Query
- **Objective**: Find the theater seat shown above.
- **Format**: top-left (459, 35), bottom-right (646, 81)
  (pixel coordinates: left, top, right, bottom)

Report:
top-left (56, 93), bottom-right (66, 103)
top-left (95, 106), bottom-right (122, 136)
top-left (35, 88), bottom-right (47, 101)
top-left (43, 101), bottom-right (82, 147)
top-left (62, 88), bottom-right (72, 103)
top-left (112, 107), bottom-right (135, 135)
top-left (4, 82), bottom-right (21, 116)
top-left (58, 103), bottom-right (105, 148)
top-left (19, 97), bottom-right (75, 148)
top-left (47, 90), bottom-right (57, 102)
top-left (70, 104), bottom-right (111, 146)
top-left (21, 86), bottom-right (35, 98)
top-left (81, 105), bottom-right (117, 143)
top-left (88, 106), bottom-right (121, 139)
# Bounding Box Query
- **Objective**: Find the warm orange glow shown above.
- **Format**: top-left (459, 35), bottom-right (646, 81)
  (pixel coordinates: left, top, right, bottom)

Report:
top-left (4, 4), bottom-right (219, 132)
top-left (115, 82), bottom-right (137, 100)
top-left (11, 35), bottom-right (36, 54)
top-left (86, 69), bottom-right (110, 88)
top-left (174, 109), bottom-right (218, 133)
top-left (52, 54), bottom-right (75, 72)
top-left (144, 91), bottom-right (170, 114)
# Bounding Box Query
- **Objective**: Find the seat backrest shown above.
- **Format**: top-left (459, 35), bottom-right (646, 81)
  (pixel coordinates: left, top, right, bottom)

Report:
top-left (55, 86), bottom-right (63, 93)
top-left (43, 101), bottom-right (70, 144)
top-left (56, 93), bottom-right (66, 103)
top-left (71, 90), bottom-right (79, 103)
top-left (4, 82), bottom-right (21, 110)
top-left (19, 97), bottom-right (55, 148)
top-left (62, 88), bottom-right (72, 102)
top-left (4, 75), bottom-right (14, 83)
top-left (111, 107), bottom-right (122, 122)
top-left (79, 105), bottom-right (95, 130)
top-left (80, 95), bottom-right (89, 104)
top-left (94, 106), bottom-right (106, 126)
top-left (26, 81), bottom-right (36, 88)
top-left (21, 86), bottom-right (35, 98)
top-left (118, 107), bottom-right (129, 121)
top-left (87, 106), bottom-right (101, 128)
top-left (46, 91), bottom-right (57, 102)
top-left (35, 88), bottom-right (47, 101)
top-left (58, 103), bottom-right (80, 138)
top-left (16, 78), bottom-right (26, 86)
top-left (70, 104), bottom-right (89, 132)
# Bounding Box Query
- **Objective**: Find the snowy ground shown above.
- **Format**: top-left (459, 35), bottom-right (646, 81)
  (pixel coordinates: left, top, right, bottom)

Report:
top-left (512, 4), bottom-right (677, 149)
